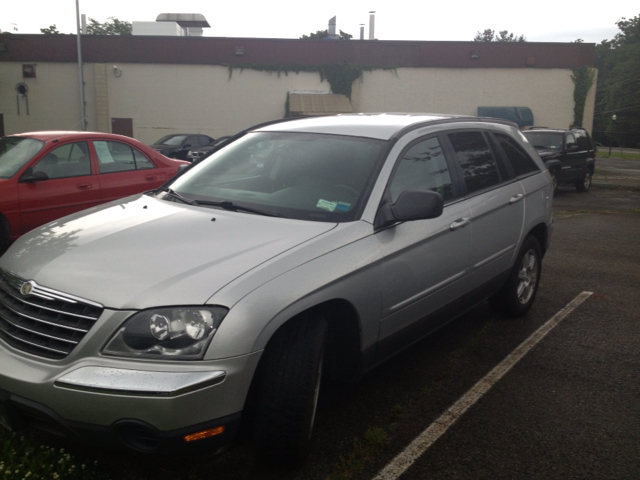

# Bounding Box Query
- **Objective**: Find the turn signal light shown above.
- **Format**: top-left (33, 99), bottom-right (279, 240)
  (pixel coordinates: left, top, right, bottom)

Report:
top-left (184, 425), bottom-right (225, 442)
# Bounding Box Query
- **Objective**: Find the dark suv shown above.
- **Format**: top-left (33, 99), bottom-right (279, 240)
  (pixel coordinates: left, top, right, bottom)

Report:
top-left (523, 127), bottom-right (595, 192)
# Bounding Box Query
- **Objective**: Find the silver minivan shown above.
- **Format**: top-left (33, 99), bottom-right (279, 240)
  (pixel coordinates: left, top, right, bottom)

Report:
top-left (0, 114), bottom-right (553, 466)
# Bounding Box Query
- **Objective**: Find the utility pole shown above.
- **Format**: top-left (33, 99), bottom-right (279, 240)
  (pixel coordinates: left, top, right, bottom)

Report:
top-left (76, 0), bottom-right (87, 130)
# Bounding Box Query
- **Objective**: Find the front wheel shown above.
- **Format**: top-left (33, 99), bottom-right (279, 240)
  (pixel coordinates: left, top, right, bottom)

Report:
top-left (489, 236), bottom-right (542, 317)
top-left (252, 312), bottom-right (327, 467)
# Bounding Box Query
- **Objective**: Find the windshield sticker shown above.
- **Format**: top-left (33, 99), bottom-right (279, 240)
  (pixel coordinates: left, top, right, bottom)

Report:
top-left (316, 199), bottom-right (337, 212)
top-left (336, 202), bottom-right (351, 212)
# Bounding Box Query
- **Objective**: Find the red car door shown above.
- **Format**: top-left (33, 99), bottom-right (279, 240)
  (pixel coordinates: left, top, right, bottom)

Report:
top-left (93, 140), bottom-right (171, 202)
top-left (17, 140), bottom-right (101, 236)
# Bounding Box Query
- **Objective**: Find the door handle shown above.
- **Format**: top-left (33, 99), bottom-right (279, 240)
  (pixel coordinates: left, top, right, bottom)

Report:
top-left (450, 217), bottom-right (470, 230)
top-left (76, 184), bottom-right (92, 190)
top-left (509, 194), bottom-right (524, 204)
top-left (145, 175), bottom-right (158, 181)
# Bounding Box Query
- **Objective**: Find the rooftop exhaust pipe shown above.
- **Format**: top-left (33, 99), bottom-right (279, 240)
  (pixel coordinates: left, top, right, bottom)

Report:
top-left (328, 16), bottom-right (336, 37)
top-left (369, 11), bottom-right (375, 40)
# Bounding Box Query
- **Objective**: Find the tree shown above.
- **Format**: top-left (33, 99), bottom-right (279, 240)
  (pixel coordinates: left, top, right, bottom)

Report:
top-left (300, 29), bottom-right (352, 40)
top-left (40, 25), bottom-right (61, 35)
top-left (86, 17), bottom-right (132, 35)
top-left (473, 29), bottom-right (526, 42)
top-left (592, 14), bottom-right (640, 148)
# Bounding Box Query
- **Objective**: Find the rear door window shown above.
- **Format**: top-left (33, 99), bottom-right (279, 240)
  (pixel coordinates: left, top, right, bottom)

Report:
top-left (493, 133), bottom-right (540, 177)
top-left (94, 141), bottom-right (156, 173)
top-left (446, 131), bottom-right (502, 195)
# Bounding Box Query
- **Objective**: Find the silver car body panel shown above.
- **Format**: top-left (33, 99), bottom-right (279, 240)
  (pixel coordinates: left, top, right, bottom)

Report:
top-left (0, 114), bottom-right (553, 438)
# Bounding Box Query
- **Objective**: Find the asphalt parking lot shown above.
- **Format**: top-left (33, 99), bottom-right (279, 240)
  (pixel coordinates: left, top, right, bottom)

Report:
top-left (22, 157), bottom-right (640, 480)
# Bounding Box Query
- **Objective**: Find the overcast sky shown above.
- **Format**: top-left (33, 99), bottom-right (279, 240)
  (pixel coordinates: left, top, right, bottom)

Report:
top-left (2, 0), bottom-right (637, 44)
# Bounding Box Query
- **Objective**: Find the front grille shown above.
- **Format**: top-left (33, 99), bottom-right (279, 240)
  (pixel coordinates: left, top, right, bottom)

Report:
top-left (0, 269), bottom-right (103, 359)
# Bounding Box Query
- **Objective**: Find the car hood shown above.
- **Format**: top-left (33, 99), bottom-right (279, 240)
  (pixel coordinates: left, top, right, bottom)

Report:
top-left (533, 148), bottom-right (561, 159)
top-left (0, 195), bottom-right (337, 310)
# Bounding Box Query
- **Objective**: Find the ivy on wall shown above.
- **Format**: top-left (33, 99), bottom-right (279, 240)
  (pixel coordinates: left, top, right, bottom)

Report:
top-left (570, 66), bottom-right (595, 128)
top-left (227, 64), bottom-right (396, 99)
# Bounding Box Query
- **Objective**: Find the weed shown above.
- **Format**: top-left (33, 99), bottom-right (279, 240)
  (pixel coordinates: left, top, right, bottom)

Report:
top-left (0, 430), bottom-right (107, 480)
top-left (326, 427), bottom-right (388, 480)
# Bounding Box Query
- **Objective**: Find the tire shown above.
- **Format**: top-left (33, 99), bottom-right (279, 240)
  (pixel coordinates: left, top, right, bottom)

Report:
top-left (489, 236), bottom-right (542, 317)
top-left (0, 216), bottom-right (10, 256)
top-left (252, 312), bottom-right (327, 468)
top-left (576, 170), bottom-right (592, 192)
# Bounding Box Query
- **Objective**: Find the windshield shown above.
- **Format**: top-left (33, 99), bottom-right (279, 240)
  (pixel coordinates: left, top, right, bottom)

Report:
top-left (154, 135), bottom-right (188, 146)
top-left (523, 132), bottom-right (564, 150)
top-left (166, 131), bottom-right (386, 222)
top-left (0, 137), bottom-right (46, 179)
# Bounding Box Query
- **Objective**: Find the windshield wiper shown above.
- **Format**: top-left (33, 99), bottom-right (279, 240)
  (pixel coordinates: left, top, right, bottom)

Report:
top-left (159, 188), bottom-right (197, 205)
top-left (193, 200), bottom-right (284, 217)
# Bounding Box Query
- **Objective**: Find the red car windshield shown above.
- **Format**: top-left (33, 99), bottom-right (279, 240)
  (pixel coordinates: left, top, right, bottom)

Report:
top-left (0, 137), bottom-right (46, 179)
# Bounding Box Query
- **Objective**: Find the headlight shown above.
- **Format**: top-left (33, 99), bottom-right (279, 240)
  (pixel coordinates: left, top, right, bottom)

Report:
top-left (103, 307), bottom-right (228, 360)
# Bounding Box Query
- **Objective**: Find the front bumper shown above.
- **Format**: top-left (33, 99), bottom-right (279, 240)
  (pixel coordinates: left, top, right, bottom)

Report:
top-left (0, 386), bottom-right (241, 454)
top-left (0, 338), bottom-right (262, 454)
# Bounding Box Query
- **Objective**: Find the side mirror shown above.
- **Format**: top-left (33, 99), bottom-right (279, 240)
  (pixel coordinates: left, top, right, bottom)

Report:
top-left (19, 169), bottom-right (49, 183)
top-left (375, 189), bottom-right (444, 231)
top-left (182, 144), bottom-right (192, 150)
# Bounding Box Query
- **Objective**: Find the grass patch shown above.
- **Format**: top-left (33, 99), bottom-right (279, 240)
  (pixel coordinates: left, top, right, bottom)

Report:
top-left (326, 427), bottom-right (388, 480)
top-left (597, 152), bottom-right (640, 160)
top-left (0, 430), bottom-right (107, 480)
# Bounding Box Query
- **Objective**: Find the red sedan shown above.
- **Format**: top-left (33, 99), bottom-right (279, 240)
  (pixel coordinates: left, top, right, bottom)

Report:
top-left (0, 131), bottom-right (188, 252)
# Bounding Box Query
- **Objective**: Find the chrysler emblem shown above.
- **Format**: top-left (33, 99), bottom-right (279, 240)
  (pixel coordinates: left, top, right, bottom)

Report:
top-left (20, 281), bottom-right (34, 296)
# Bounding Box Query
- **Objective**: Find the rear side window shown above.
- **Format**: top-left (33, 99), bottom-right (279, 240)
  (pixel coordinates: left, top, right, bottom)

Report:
top-left (447, 131), bottom-right (501, 194)
top-left (94, 141), bottom-right (156, 173)
top-left (493, 133), bottom-right (540, 177)
top-left (389, 136), bottom-right (454, 202)
top-left (574, 131), bottom-right (592, 151)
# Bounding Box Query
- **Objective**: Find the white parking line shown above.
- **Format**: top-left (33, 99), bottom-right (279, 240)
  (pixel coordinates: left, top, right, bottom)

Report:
top-left (372, 291), bottom-right (594, 480)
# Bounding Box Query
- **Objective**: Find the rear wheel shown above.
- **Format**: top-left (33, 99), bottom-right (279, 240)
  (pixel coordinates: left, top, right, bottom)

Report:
top-left (576, 170), bottom-right (592, 192)
top-left (252, 312), bottom-right (327, 468)
top-left (489, 236), bottom-right (542, 317)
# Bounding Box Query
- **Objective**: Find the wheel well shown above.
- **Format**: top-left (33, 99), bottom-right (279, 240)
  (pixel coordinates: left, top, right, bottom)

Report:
top-left (527, 223), bottom-right (548, 257)
top-left (258, 300), bottom-right (363, 383)
top-left (239, 299), bottom-right (362, 440)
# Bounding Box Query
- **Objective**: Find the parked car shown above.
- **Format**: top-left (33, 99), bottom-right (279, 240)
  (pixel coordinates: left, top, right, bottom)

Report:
top-left (0, 114), bottom-right (553, 467)
top-left (185, 136), bottom-right (232, 162)
top-left (148, 134), bottom-right (214, 160)
top-left (0, 131), bottom-right (188, 253)
top-left (523, 127), bottom-right (596, 192)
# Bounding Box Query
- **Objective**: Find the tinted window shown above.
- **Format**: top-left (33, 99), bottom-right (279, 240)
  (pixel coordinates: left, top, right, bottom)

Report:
top-left (447, 131), bottom-right (500, 194)
top-left (574, 131), bottom-right (592, 150)
top-left (389, 136), bottom-right (453, 202)
top-left (566, 133), bottom-right (577, 148)
top-left (94, 141), bottom-right (156, 173)
top-left (198, 135), bottom-right (213, 147)
top-left (494, 133), bottom-right (540, 177)
top-left (33, 142), bottom-right (91, 179)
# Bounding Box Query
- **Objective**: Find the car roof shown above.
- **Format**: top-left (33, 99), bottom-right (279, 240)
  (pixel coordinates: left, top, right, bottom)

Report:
top-left (7, 131), bottom-right (140, 142)
top-left (255, 113), bottom-right (514, 140)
